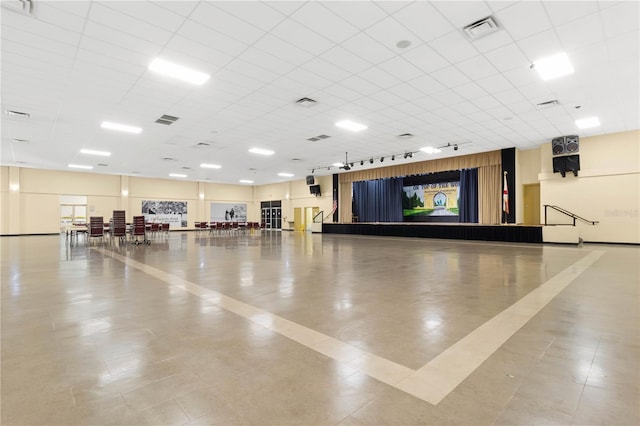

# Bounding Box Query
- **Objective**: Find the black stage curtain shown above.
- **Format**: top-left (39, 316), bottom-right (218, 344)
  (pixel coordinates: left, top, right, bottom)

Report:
top-left (353, 178), bottom-right (403, 222)
top-left (459, 168), bottom-right (479, 223)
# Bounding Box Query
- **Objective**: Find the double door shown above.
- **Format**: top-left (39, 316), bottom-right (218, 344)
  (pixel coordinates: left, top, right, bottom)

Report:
top-left (261, 201), bottom-right (281, 230)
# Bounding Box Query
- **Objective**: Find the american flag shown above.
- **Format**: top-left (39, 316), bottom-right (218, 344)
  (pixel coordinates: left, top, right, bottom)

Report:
top-left (503, 172), bottom-right (509, 215)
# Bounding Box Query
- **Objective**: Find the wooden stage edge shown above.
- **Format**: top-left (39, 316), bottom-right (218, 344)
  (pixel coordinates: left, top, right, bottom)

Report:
top-left (322, 222), bottom-right (543, 244)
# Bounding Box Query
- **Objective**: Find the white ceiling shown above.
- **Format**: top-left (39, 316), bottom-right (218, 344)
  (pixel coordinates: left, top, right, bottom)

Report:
top-left (2, 1), bottom-right (638, 185)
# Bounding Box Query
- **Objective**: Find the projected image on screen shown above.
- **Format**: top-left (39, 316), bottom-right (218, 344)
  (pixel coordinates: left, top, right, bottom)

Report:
top-left (403, 182), bottom-right (459, 219)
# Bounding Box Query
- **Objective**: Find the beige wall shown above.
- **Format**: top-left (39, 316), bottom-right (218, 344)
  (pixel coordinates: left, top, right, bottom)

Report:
top-left (0, 167), bottom-right (335, 234)
top-left (518, 130), bottom-right (640, 243)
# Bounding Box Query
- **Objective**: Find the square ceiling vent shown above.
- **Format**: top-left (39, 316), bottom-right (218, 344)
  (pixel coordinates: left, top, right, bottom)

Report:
top-left (463, 16), bottom-right (499, 40)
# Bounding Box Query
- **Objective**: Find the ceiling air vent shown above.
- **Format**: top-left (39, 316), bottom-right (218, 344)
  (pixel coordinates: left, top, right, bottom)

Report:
top-left (162, 157), bottom-right (177, 161)
top-left (5, 109), bottom-right (30, 118)
top-left (155, 114), bottom-right (179, 125)
top-left (398, 133), bottom-right (414, 139)
top-left (296, 97), bottom-right (317, 107)
top-left (2, 0), bottom-right (34, 15)
top-left (536, 99), bottom-right (560, 109)
top-left (196, 142), bottom-right (211, 147)
top-left (307, 134), bottom-right (331, 142)
top-left (463, 16), bottom-right (499, 41)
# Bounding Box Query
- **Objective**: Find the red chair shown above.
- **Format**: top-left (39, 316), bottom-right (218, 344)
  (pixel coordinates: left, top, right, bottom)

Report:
top-left (88, 216), bottom-right (105, 244)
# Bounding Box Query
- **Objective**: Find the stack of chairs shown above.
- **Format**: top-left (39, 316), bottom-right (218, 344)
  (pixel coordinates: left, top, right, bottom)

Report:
top-left (131, 216), bottom-right (150, 245)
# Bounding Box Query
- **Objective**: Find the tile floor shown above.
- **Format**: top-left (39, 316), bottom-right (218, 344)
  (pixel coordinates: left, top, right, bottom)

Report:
top-left (1, 232), bottom-right (638, 425)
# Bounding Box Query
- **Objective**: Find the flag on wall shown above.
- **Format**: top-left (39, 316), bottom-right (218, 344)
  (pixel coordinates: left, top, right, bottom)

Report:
top-left (503, 171), bottom-right (509, 215)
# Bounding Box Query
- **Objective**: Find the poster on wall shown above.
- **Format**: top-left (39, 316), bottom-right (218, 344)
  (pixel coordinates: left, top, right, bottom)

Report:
top-left (402, 182), bottom-right (459, 220)
top-left (141, 200), bottom-right (188, 228)
top-left (210, 203), bottom-right (247, 222)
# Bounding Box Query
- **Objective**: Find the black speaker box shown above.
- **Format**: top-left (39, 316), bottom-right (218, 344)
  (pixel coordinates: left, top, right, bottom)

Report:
top-left (566, 155), bottom-right (580, 176)
top-left (553, 156), bottom-right (567, 177)
top-left (552, 137), bottom-right (566, 156)
top-left (306, 175), bottom-right (315, 185)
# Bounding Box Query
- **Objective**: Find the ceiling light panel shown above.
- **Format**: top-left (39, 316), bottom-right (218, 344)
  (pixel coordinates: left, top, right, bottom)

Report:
top-left (239, 179), bottom-right (254, 184)
top-left (575, 117), bottom-right (600, 129)
top-left (68, 164), bottom-right (93, 170)
top-left (80, 149), bottom-right (111, 156)
top-left (101, 121), bottom-right (142, 134)
top-left (335, 120), bottom-right (368, 132)
top-left (277, 173), bottom-right (294, 177)
top-left (169, 173), bottom-right (187, 178)
top-left (532, 52), bottom-right (574, 81)
top-left (249, 148), bottom-right (275, 156)
top-left (200, 163), bottom-right (221, 169)
top-left (148, 58), bottom-right (211, 85)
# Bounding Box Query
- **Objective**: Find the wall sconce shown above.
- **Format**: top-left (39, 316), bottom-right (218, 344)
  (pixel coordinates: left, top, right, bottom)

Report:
top-left (9, 183), bottom-right (19, 192)
top-left (121, 189), bottom-right (129, 196)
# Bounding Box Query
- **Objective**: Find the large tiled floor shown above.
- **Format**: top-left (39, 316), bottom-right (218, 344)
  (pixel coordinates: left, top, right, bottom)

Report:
top-left (1, 231), bottom-right (638, 425)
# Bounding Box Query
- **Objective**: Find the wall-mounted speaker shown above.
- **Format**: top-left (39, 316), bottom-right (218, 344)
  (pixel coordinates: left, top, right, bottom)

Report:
top-left (552, 137), bottom-right (566, 156)
top-left (553, 156), bottom-right (567, 177)
top-left (306, 175), bottom-right (315, 185)
top-left (565, 135), bottom-right (579, 153)
top-left (566, 155), bottom-right (580, 176)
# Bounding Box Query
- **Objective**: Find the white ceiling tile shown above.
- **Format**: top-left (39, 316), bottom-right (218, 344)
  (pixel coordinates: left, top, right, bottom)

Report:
top-left (542, 1), bottom-right (599, 26)
top-left (600, 1), bottom-right (640, 38)
top-left (449, 101), bottom-right (481, 115)
top-left (270, 18), bottom-right (334, 56)
top-left (429, 30), bottom-right (480, 64)
top-left (35, 2), bottom-right (87, 33)
top-left (607, 32), bottom-right (640, 63)
top-left (476, 74), bottom-right (514, 94)
top-left (556, 12), bottom-right (605, 51)
top-left (359, 67), bottom-right (402, 91)
top-left (402, 44), bottom-right (450, 73)
top-left (286, 68), bottom-right (333, 91)
top-left (101, 1), bottom-right (186, 33)
top-left (320, 46), bottom-right (373, 74)
top-left (44, 1), bottom-right (91, 18)
top-left (90, 3), bottom-right (173, 45)
top-left (253, 35), bottom-right (315, 66)
top-left (483, 43), bottom-right (530, 72)
top-left (290, 2), bottom-right (359, 44)
top-left (377, 56), bottom-right (423, 81)
top-left (320, 2), bottom-right (386, 31)
top-left (391, 2), bottom-right (453, 43)
top-left (2, 10), bottom-right (82, 46)
top-left (453, 82), bottom-right (489, 100)
top-left (339, 75), bottom-right (381, 96)
top-left (368, 90), bottom-right (406, 107)
top-left (364, 16), bottom-right (421, 53)
top-left (222, 58), bottom-right (278, 85)
top-left (214, 1), bottom-right (286, 32)
top-left (496, 1), bottom-right (553, 40)
top-left (430, 66), bottom-right (471, 88)
top-left (83, 20), bottom-right (162, 56)
top-left (342, 32), bottom-right (396, 65)
top-left (178, 20), bottom-right (249, 57)
top-left (502, 66), bottom-right (541, 87)
top-left (408, 75), bottom-right (447, 96)
top-left (517, 29), bottom-right (563, 63)
top-left (430, 90), bottom-right (466, 106)
top-left (471, 95), bottom-right (503, 110)
top-left (456, 55), bottom-right (499, 80)
top-left (373, 1), bottom-right (411, 14)
top-left (432, 1), bottom-right (494, 28)
top-left (389, 83), bottom-right (428, 102)
top-left (239, 47), bottom-right (298, 75)
top-left (190, 2), bottom-right (265, 45)
top-left (301, 58), bottom-right (351, 83)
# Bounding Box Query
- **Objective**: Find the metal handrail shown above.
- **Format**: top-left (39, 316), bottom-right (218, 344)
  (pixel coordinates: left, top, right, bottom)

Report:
top-left (313, 211), bottom-right (324, 224)
top-left (544, 205), bottom-right (599, 226)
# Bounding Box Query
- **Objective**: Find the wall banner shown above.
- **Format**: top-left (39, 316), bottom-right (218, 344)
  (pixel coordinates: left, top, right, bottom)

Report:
top-left (141, 200), bottom-right (188, 228)
top-left (210, 203), bottom-right (247, 222)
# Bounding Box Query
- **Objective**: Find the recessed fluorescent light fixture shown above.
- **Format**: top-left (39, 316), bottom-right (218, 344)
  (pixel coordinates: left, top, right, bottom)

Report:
top-left (420, 147), bottom-right (442, 154)
top-left (100, 121), bottom-right (142, 134)
top-left (239, 179), bottom-right (254, 184)
top-left (80, 149), bottom-right (111, 157)
top-left (148, 58), bottom-right (210, 85)
top-left (335, 120), bottom-right (367, 132)
top-left (278, 173), bottom-right (294, 177)
top-left (200, 163), bottom-right (221, 169)
top-left (575, 116), bottom-right (600, 129)
top-left (249, 148), bottom-right (275, 156)
top-left (68, 164), bottom-right (93, 170)
top-left (332, 162), bottom-right (344, 167)
top-left (532, 52), bottom-right (574, 81)
top-left (169, 173), bottom-right (187, 178)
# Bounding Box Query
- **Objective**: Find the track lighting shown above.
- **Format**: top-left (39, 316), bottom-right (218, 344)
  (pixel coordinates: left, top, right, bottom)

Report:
top-left (392, 155), bottom-right (395, 161)
top-left (380, 157), bottom-right (384, 162)
top-left (369, 158), bottom-right (374, 164)
top-left (360, 160), bottom-right (364, 166)
top-left (312, 169), bottom-right (315, 173)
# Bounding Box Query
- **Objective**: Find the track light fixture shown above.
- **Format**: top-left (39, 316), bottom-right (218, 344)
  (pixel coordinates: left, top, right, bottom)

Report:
top-left (369, 158), bottom-right (374, 164)
top-left (360, 160), bottom-right (364, 166)
top-left (392, 155), bottom-right (395, 161)
top-left (312, 169), bottom-right (315, 173)
top-left (380, 157), bottom-right (384, 162)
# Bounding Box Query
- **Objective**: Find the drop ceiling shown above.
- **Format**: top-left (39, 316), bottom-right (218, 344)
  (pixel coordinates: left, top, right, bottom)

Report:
top-left (1, 1), bottom-right (638, 185)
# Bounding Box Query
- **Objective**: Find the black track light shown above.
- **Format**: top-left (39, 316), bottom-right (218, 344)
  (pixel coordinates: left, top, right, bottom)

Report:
top-left (369, 158), bottom-right (374, 164)
top-left (360, 160), bottom-right (364, 166)
top-left (392, 155), bottom-right (395, 161)
top-left (380, 157), bottom-right (384, 162)
top-left (311, 169), bottom-right (315, 173)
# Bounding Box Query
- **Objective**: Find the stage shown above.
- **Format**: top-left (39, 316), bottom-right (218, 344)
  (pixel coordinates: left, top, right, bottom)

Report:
top-left (322, 222), bottom-right (543, 243)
